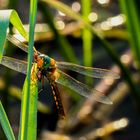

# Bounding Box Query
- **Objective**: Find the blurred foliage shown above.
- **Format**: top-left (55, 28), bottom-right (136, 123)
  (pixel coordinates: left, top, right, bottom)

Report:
top-left (119, 0), bottom-right (140, 71)
top-left (81, 0), bottom-right (92, 67)
top-left (38, 2), bottom-right (78, 63)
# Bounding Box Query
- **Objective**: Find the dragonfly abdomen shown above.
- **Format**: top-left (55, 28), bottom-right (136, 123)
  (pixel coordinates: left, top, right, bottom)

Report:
top-left (50, 83), bottom-right (65, 118)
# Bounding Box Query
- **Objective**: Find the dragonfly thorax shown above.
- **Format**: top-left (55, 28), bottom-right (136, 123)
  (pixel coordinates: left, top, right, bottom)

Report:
top-left (39, 54), bottom-right (51, 69)
top-left (34, 53), bottom-right (56, 70)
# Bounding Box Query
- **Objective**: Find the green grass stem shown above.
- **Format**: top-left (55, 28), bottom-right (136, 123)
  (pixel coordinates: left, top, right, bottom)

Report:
top-left (119, 0), bottom-right (140, 71)
top-left (81, 0), bottom-right (92, 67)
top-left (18, 0), bottom-right (38, 140)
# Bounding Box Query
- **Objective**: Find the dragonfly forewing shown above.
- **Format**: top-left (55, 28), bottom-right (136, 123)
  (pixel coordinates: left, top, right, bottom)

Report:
top-left (7, 34), bottom-right (37, 53)
top-left (1, 56), bottom-right (27, 74)
top-left (56, 69), bottom-right (113, 105)
top-left (7, 34), bottom-right (28, 53)
top-left (56, 62), bottom-right (120, 79)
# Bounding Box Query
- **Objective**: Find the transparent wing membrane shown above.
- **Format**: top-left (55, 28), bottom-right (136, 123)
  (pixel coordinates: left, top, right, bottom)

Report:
top-left (56, 70), bottom-right (113, 105)
top-left (7, 34), bottom-right (29, 53)
top-left (1, 56), bottom-right (113, 104)
top-left (2, 34), bottom-right (118, 105)
top-left (1, 56), bottom-right (27, 74)
top-left (56, 61), bottom-right (120, 79)
top-left (6, 34), bottom-right (119, 80)
top-left (7, 34), bottom-right (37, 53)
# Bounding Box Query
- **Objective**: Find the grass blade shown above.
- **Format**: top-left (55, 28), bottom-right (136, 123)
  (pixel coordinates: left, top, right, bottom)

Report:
top-left (81, 0), bottom-right (92, 67)
top-left (0, 101), bottom-right (15, 140)
top-left (0, 9), bottom-right (28, 140)
top-left (81, 0), bottom-right (93, 84)
top-left (119, 0), bottom-right (140, 71)
top-left (0, 10), bottom-right (28, 61)
top-left (18, 0), bottom-right (38, 139)
top-left (41, 0), bottom-right (86, 24)
top-left (27, 64), bottom-right (38, 139)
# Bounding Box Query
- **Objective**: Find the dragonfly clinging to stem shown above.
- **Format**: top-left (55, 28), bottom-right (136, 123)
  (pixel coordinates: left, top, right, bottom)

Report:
top-left (1, 34), bottom-right (120, 118)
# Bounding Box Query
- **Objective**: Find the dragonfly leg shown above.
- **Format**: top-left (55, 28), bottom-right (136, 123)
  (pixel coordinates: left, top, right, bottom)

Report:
top-left (38, 88), bottom-right (44, 94)
top-left (38, 76), bottom-right (45, 94)
top-left (41, 75), bottom-right (45, 90)
top-left (36, 70), bottom-right (42, 81)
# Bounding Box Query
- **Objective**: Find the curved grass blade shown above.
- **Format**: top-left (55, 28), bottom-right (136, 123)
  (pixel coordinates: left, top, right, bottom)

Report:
top-left (0, 10), bottom-right (28, 61)
top-left (0, 101), bottom-right (15, 140)
top-left (41, 0), bottom-right (86, 25)
top-left (56, 61), bottom-right (120, 79)
top-left (0, 9), bottom-right (28, 140)
top-left (56, 70), bottom-right (113, 105)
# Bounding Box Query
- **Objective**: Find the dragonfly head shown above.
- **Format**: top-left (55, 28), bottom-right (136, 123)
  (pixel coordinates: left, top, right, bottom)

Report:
top-left (34, 53), bottom-right (56, 69)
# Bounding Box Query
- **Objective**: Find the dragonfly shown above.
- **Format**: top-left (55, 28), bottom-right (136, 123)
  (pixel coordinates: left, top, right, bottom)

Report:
top-left (1, 34), bottom-right (120, 118)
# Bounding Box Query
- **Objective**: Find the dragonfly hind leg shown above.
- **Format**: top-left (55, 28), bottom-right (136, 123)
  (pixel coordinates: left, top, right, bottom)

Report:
top-left (38, 76), bottom-right (45, 94)
top-left (36, 71), bottom-right (45, 94)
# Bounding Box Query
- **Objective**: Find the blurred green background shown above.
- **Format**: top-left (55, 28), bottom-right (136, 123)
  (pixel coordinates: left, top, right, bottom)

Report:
top-left (0, 0), bottom-right (140, 139)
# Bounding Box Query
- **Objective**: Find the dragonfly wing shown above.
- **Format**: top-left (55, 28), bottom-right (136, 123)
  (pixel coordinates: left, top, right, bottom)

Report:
top-left (56, 61), bottom-right (120, 79)
top-left (7, 34), bottom-right (28, 53)
top-left (1, 56), bottom-right (27, 74)
top-left (7, 34), bottom-right (38, 53)
top-left (56, 70), bottom-right (113, 105)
